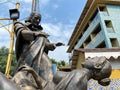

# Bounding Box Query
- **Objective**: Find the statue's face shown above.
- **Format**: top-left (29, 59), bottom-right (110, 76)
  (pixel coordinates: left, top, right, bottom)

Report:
top-left (81, 57), bottom-right (112, 80)
top-left (92, 60), bottom-right (112, 80)
top-left (82, 57), bottom-right (112, 86)
top-left (31, 13), bottom-right (41, 26)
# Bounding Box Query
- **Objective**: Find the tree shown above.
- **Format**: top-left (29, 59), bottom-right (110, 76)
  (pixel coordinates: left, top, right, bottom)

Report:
top-left (51, 58), bottom-right (57, 64)
top-left (0, 46), bottom-right (17, 76)
top-left (51, 59), bottom-right (68, 70)
top-left (0, 46), bottom-right (8, 74)
top-left (61, 60), bottom-right (66, 66)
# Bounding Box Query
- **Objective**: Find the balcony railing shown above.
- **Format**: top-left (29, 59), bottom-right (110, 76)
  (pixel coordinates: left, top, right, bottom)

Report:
top-left (75, 14), bottom-right (100, 49)
top-left (106, 28), bottom-right (114, 33)
top-left (100, 11), bottom-right (108, 17)
top-left (86, 31), bottom-right (105, 48)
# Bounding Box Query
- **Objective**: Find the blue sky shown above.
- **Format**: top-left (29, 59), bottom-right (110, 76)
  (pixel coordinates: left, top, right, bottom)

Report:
top-left (0, 0), bottom-right (87, 62)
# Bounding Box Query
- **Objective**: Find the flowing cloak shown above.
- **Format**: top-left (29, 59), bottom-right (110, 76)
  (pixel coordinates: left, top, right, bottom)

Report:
top-left (14, 22), bottom-right (54, 81)
top-left (14, 22), bottom-right (89, 90)
top-left (14, 22), bottom-right (85, 90)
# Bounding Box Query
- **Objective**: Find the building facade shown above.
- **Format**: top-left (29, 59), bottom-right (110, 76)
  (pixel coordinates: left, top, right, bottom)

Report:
top-left (67, 0), bottom-right (120, 89)
top-left (67, 0), bottom-right (120, 53)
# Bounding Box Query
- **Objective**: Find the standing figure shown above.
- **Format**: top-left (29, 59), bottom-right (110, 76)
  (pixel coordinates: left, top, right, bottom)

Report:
top-left (13, 12), bottom-right (64, 89)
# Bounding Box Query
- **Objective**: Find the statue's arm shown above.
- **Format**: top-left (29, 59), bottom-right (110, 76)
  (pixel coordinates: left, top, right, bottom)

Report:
top-left (53, 71), bottom-right (68, 85)
top-left (14, 22), bottom-right (47, 41)
top-left (45, 39), bottom-right (65, 51)
top-left (21, 30), bottom-right (36, 41)
top-left (21, 30), bottom-right (50, 41)
top-left (45, 40), bottom-right (56, 51)
top-left (14, 22), bottom-right (35, 41)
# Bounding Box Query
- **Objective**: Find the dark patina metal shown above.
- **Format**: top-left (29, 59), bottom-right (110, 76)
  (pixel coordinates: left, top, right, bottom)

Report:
top-left (0, 12), bottom-right (112, 90)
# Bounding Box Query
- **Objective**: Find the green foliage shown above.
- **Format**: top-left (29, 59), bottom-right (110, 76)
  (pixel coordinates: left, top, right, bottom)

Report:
top-left (51, 58), bottom-right (57, 64)
top-left (0, 46), bottom-right (68, 75)
top-left (0, 46), bottom-right (8, 74)
top-left (0, 46), bottom-right (17, 76)
top-left (51, 58), bottom-right (68, 70)
top-left (60, 60), bottom-right (66, 66)
top-left (10, 51), bottom-right (17, 76)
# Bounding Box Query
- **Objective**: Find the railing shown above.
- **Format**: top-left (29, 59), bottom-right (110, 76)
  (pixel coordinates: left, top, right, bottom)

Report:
top-left (90, 13), bottom-right (100, 27)
top-left (106, 28), bottom-right (114, 33)
top-left (99, 12), bottom-right (108, 17)
top-left (74, 17), bottom-right (100, 49)
top-left (86, 31), bottom-right (105, 48)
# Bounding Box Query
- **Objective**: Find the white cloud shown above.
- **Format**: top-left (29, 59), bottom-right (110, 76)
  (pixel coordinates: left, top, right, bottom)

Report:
top-left (42, 23), bottom-right (73, 38)
top-left (23, 0), bottom-right (32, 3)
top-left (0, 0), bottom-right (7, 4)
top-left (23, 0), bottom-right (50, 7)
top-left (63, 25), bottom-right (74, 39)
top-left (42, 23), bottom-right (62, 37)
top-left (0, 28), bottom-right (10, 47)
top-left (6, 1), bottom-right (16, 9)
top-left (53, 4), bottom-right (59, 9)
top-left (40, 0), bottom-right (50, 7)
top-left (20, 7), bottom-right (31, 15)
top-left (41, 22), bottom-right (74, 61)
top-left (48, 46), bottom-right (69, 62)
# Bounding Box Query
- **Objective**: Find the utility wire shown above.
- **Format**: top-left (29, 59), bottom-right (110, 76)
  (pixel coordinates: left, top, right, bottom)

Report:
top-left (0, 17), bottom-right (27, 29)
top-left (0, 1), bottom-right (8, 4)
top-left (0, 0), bottom-right (14, 4)
top-left (0, 0), bottom-right (33, 29)
top-left (0, 23), bottom-right (11, 29)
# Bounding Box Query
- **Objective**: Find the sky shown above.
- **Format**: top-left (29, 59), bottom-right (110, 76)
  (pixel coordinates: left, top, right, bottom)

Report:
top-left (0, 0), bottom-right (87, 62)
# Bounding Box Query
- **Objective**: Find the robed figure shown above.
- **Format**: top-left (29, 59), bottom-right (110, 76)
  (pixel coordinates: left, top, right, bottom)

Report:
top-left (13, 12), bottom-right (64, 89)
top-left (0, 12), bottom-right (112, 90)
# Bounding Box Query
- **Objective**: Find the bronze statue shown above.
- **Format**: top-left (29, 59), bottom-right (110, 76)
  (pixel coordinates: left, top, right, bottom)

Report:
top-left (13, 11), bottom-right (64, 89)
top-left (0, 56), bottom-right (112, 90)
top-left (53, 56), bottom-right (112, 90)
top-left (0, 12), bottom-right (112, 90)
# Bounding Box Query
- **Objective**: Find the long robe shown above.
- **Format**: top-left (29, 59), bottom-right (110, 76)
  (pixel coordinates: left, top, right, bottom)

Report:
top-left (14, 22), bottom-right (54, 82)
top-left (14, 22), bottom-right (89, 90)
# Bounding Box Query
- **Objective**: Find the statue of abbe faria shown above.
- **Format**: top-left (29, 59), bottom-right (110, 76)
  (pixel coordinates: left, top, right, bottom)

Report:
top-left (0, 12), bottom-right (112, 90)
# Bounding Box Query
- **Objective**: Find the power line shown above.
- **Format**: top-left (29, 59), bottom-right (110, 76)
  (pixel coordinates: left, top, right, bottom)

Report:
top-left (0, 1), bottom-right (8, 4)
top-left (0, 0), bottom-right (20, 4)
top-left (0, 17), bottom-right (27, 29)
top-left (0, 0), bottom-right (13, 4)
top-left (0, 0), bottom-right (32, 29)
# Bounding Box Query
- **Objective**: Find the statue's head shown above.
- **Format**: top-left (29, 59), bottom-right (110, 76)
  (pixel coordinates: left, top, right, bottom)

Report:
top-left (25, 12), bottom-right (41, 26)
top-left (82, 56), bottom-right (112, 86)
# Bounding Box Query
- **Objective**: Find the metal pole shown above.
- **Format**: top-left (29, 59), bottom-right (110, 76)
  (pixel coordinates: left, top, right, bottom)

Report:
top-left (32, 0), bottom-right (37, 12)
top-left (0, 18), bottom-right (11, 20)
top-left (5, 22), bottom-right (14, 78)
top-left (5, 2), bottom-right (20, 78)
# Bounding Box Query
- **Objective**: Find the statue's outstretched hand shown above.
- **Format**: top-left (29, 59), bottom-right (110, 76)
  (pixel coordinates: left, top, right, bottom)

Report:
top-left (56, 42), bottom-right (65, 47)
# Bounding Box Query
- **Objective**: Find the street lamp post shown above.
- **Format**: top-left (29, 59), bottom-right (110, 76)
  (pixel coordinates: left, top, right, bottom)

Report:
top-left (4, 2), bottom-right (20, 78)
top-left (1, 0), bottom-right (38, 78)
